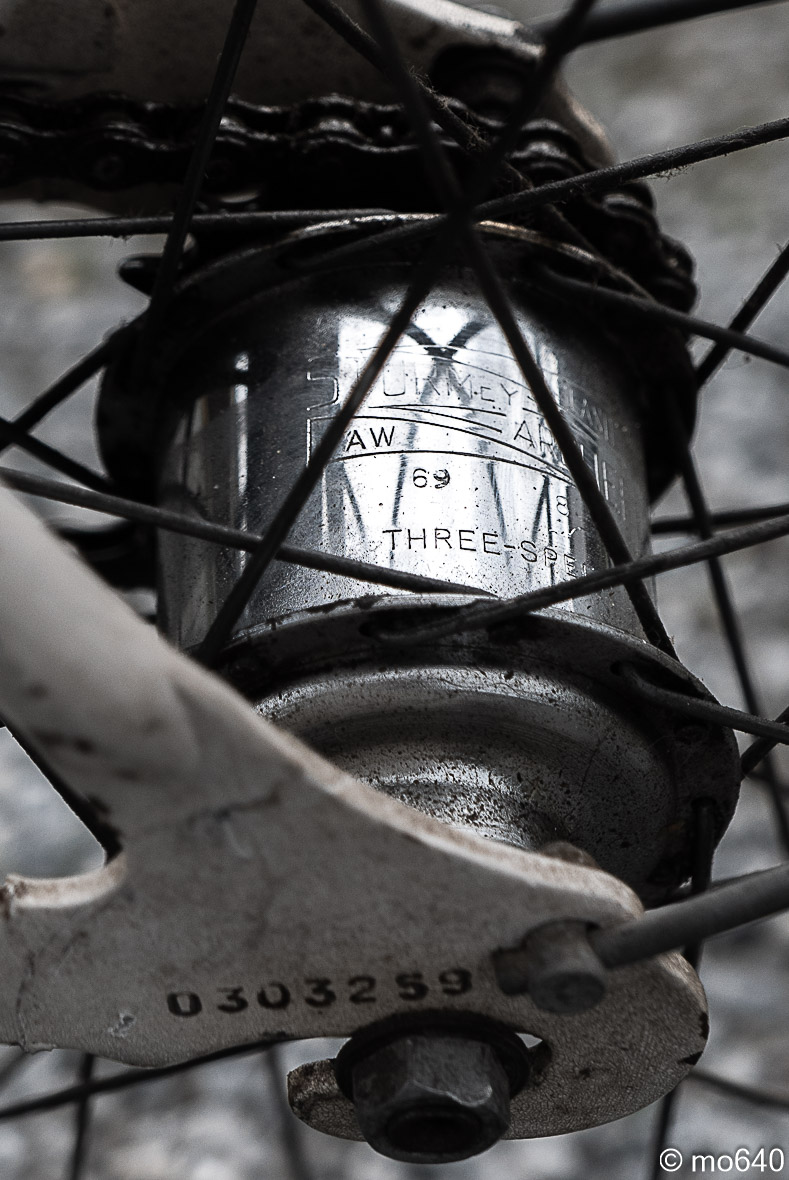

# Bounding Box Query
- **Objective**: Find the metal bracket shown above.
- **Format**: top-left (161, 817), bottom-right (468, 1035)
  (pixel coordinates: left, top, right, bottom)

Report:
top-left (0, 480), bottom-right (708, 1136)
top-left (0, 0), bottom-right (536, 104)
top-left (0, 0), bottom-right (612, 191)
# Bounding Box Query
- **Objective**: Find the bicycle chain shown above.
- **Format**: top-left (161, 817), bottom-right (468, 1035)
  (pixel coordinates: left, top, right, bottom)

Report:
top-left (0, 89), bottom-right (695, 309)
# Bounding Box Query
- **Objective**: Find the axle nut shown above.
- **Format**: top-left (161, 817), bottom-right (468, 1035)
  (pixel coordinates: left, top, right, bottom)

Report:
top-left (350, 1034), bottom-right (510, 1163)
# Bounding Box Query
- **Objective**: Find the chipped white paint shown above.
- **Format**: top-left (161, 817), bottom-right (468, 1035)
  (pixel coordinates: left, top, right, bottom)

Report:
top-left (0, 483), bottom-right (706, 1135)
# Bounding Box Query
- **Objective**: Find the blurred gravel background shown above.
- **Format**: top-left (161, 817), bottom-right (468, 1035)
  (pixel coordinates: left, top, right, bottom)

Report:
top-left (1, 0), bottom-right (789, 1176)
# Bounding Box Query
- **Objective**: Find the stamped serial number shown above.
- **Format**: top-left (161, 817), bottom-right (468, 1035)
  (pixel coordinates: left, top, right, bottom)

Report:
top-left (166, 968), bottom-right (472, 1018)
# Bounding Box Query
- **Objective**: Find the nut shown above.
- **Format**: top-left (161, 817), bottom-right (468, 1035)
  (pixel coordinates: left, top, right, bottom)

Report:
top-left (350, 1034), bottom-right (510, 1163)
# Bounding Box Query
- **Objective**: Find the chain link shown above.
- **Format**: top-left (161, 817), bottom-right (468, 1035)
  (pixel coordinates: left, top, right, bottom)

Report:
top-left (0, 88), bottom-right (694, 309)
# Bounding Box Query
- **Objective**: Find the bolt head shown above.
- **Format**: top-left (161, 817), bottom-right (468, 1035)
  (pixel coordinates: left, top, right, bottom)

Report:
top-left (350, 1034), bottom-right (510, 1164)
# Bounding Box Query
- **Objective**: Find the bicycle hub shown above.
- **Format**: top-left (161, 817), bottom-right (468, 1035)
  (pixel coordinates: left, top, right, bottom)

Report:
top-left (87, 0), bottom-right (740, 1165)
top-left (96, 217), bottom-right (738, 1160)
top-left (102, 219), bottom-right (737, 906)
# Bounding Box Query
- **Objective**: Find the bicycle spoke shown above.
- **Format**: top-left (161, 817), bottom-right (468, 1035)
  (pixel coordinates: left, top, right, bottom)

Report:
top-left (0, 417), bottom-right (113, 494)
top-left (741, 705), bottom-right (789, 778)
top-left (0, 210), bottom-right (384, 243)
top-left (302, 0), bottom-right (625, 270)
top-left (136, 0), bottom-right (262, 363)
top-left (746, 767), bottom-right (789, 796)
top-left (0, 466), bottom-right (489, 598)
top-left (301, 0), bottom-right (530, 196)
top-left (649, 1088), bottom-right (680, 1180)
top-left (0, 1038), bottom-right (281, 1121)
top-left (687, 1069), bottom-right (789, 1111)
top-left (547, 0), bottom-right (789, 45)
top-left (298, 0), bottom-right (789, 274)
top-left (9, 461), bottom-right (788, 643)
top-left (354, 0), bottom-right (674, 653)
top-left (662, 394), bottom-right (789, 850)
top-left (466, 238), bottom-right (674, 651)
top-left (653, 504), bottom-right (789, 534)
top-left (591, 859), bottom-right (789, 966)
top-left (540, 270), bottom-right (789, 371)
top-left (195, 243), bottom-right (441, 665)
top-left (305, 0), bottom-right (594, 145)
top-left (647, 797), bottom-right (715, 1176)
top-left (487, 119), bottom-right (789, 225)
top-left (686, 798), bottom-right (716, 962)
top-left (454, 0), bottom-right (601, 199)
top-left (194, 0), bottom-right (591, 666)
top-left (354, 0), bottom-right (597, 201)
top-left (356, 0), bottom-right (461, 206)
top-left (286, 114), bottom-right (789, 278)
top-left (67, 1055), bottom-right (95, 1180)
top-left (646, 797), bottom-right (714, 1180)
top-left (302, 0), bottom-right (441, 115)
top-left (621, 665), bottom-right (789, 746)
top-left (0, 334), bottom-right (125, 461)
top-left (696, 239), bottom-right (789, 387)
top-left (375, 507), bottom-right (789, 642)
top-left (12, 410), bottom-right (789, 647)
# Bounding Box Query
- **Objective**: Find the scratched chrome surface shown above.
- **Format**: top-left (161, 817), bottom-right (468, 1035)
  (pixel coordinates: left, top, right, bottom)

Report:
top-left (157, 259), bottom-right (647, 650)
top-left (154, 252), bottom-right (672, 883)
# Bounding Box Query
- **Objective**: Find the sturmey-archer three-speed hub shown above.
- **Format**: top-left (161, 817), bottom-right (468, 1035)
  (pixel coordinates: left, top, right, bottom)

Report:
top-left (0, 0), bottom-right (738, 1166)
